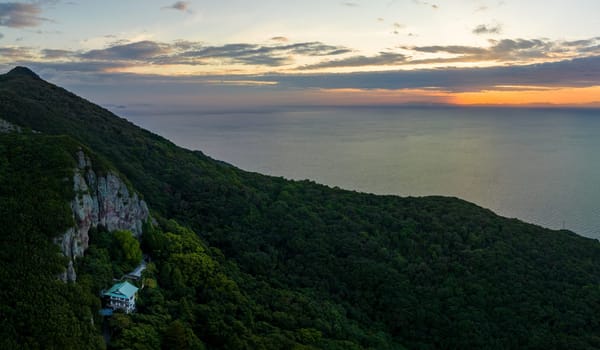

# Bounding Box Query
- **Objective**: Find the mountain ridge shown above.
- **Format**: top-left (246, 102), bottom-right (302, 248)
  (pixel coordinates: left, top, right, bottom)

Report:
top-left (5, 66), bottom-right (41, 79)
top-left (2, 67), bottom-right (600, 349)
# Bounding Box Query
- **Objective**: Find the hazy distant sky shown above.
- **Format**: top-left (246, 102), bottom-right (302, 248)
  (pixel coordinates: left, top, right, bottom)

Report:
top-left (1, 0), bottom-right (599, 109)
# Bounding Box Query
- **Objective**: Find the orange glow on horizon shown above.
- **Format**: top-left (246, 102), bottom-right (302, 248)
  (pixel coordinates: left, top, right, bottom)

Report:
top-left (318, 88), bottom-right (455, 105)
top-left (452, 86), bottom-right (600, 106)
top-left (316, 86), bottom-right (600, 107)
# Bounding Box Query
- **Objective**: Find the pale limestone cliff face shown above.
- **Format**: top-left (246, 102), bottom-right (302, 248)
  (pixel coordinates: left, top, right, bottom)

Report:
top-left (56, 150), bottom-right (150, 281)
top-left (0, 118), bottom-right (21, 133)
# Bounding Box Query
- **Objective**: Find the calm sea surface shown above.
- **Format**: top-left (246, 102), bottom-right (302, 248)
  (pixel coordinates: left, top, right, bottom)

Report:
top-left (125, 107), bottom-right (600, 239)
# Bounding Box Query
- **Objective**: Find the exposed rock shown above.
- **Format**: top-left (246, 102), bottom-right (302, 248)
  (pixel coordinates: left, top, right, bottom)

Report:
top-left (0, 118), bottom-right (21, 133)
top-left (56, 150), bottom-right (150, 281)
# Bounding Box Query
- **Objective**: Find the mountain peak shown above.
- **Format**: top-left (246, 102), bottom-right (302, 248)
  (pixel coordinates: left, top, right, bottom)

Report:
top-left (6, 66), bottom-right (41, 80)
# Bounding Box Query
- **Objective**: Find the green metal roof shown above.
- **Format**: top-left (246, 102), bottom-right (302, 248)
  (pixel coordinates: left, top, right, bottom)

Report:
top-left (103, 281), bottom-right (138, 299)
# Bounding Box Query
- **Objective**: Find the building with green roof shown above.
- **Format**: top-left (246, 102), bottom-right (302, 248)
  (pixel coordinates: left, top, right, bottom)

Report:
top-left (103, 281), bottom-right (139, 313)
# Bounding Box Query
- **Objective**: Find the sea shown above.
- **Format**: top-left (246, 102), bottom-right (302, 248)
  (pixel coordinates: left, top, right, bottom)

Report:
top-left (124, 106), bottom-right (600, 239)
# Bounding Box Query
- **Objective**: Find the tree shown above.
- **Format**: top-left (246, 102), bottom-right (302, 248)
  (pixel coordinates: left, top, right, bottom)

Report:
top-left (113, 230), bottom-right (142, 271)
top-left (163, 320), bottom-right (206, 350)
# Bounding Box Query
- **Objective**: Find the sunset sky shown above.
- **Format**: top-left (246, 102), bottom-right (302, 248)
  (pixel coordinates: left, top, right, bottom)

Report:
top-left (1, 0), bottom-right (599, 110)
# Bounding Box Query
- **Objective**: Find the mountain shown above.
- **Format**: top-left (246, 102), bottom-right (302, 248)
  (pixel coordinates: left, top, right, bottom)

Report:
top-left (0, 131), bottom-right (106, 349)
top-left (2, 67), bottom-right (600, 349)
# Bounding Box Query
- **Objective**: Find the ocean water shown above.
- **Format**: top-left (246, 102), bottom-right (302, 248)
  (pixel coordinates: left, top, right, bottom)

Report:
top-left (124, 106), bottom-right (600, 239)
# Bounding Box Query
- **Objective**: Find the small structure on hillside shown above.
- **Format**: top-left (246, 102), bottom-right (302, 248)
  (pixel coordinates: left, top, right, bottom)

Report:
top-left (125, 260), bottom-right (147, 281)
top-left (99, 308), bottom-right (113, 317)
top-left (103, 281), bottom-right (139, 313)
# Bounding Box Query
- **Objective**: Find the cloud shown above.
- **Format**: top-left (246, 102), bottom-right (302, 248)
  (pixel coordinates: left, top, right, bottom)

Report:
top-left (413, 0), bottom-right (438, 9)
top-left (42, 49), bottom-right (76, 59)
top-left (0, 46), bottom-right (34, 60)
top-left (23, 55), bottom-right (600, 102)
top-left (404, 37), bottom-right (600, 63)
top-left (407, 45), bottom-right (488, 55)
top-left (271, 36), bottom-right (289, 43)
top-left (392, 22), bottom-right (405, 34)
top-left (580, 45), bottom-right (600, 53)
top-left (563, 38), bottom-right (600, 47)
top-left (265, 55), bottom-right (600, 92)
top-left (283, 42), bottom-right (352, 56)
top-left (80, 41), bottom-right (172, 61)
top-left (301, 37), bottom-right (589, 71)
top-left (182, 43), bottom-right (291, 66)
top-left (164, 1), bottom-right (190, 12)
top-left (27, 40), bottom-right (351, 68)
top-left (299, 52), bottom-right (407, 69)
top-left (473, 24), bottom-right (502, 35)
top-left (0, 3), bottom-right (47, 28)
top-left (5, 36), bottom-right (600, 81)
top-left (29, 61), bottom-right (128, 73)
top-left (178, 42), bottom-right (352, 66)
top-left (341, 1), bottom-right (359, 6)
top-left (12, 55), bottom-right (600, 112)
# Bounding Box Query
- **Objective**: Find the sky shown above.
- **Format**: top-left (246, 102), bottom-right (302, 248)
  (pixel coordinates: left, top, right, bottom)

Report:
top-left (1, 0), bottom-right (600, 110)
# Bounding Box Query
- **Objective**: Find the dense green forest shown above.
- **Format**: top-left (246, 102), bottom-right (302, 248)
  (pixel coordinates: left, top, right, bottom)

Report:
top-left (2, 67), bottom-right (600, 349)
top-left (0, 134), bottom-right (104, 349)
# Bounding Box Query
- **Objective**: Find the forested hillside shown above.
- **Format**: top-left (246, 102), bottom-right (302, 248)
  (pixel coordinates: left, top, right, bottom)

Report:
top-left (0, 133), bottom-right (104, 349)
top-left (2, 67), bottom-right (600, 349)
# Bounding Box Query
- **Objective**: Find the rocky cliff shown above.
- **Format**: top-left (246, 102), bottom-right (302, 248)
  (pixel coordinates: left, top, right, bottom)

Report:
top-left (0, 118), bottom-right (21, 133)
top-left (56, 150), bottom-right (150, 281)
